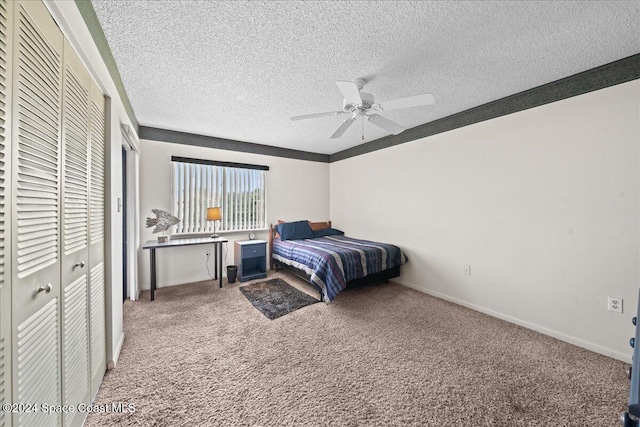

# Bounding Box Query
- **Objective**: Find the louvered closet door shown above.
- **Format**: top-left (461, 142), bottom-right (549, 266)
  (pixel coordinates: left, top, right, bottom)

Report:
top-left (61, 39), bottom-right (91, 427)
top-left (11, 1), bottom-right (63, 426)
top-left (88, 81), bottom-right (106, 396)
top-left (0, 1), bottom-right (12, 426)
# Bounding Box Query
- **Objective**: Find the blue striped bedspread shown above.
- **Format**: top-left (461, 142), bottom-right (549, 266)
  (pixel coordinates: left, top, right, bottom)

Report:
top-left (272, 235), bottom-right (408, 302)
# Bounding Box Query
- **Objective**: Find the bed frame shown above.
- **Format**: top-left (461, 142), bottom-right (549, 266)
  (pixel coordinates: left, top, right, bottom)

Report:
top-left (268, 221), bottom-right (401, 301)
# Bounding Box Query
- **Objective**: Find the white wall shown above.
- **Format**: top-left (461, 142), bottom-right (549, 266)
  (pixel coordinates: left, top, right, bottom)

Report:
top-left (331, 80), bottom-right (640, 362)
top-left (44, 0), bottom-right (638, 370)
top-left (138, 139), bottom-right (330, 290)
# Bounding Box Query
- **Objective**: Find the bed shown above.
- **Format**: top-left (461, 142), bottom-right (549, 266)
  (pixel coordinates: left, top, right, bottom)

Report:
top-left (269, 220), bottom-right (407, 302)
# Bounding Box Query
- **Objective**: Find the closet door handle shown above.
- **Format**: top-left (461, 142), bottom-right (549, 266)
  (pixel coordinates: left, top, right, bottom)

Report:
top-left (37, 284), bottom-right (53, 294)
top-left (73, 261), bottom-right (85, 269)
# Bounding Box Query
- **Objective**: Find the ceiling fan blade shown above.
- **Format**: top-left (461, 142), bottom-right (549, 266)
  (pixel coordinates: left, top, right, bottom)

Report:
top-left (291, 111), bottom-right (344, 121)
top-left (378, 93), bottom-right (435, 111)
top-left (335, 81), bottom-right (362, 105)
top-left (367, 114), bottom-right (405, 135)
top-left (330, 117), bottom-right (356, 139)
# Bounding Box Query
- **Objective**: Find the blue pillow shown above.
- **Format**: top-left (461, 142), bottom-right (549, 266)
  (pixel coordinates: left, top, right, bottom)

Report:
top-left (277, 220), bottom-right (315, 240)
top-left (312, 227), bottom-right (344, 238)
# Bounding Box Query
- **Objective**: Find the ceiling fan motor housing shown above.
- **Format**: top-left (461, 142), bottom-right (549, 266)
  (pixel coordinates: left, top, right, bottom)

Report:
top-left (343, 92), bottom-right (375, 113)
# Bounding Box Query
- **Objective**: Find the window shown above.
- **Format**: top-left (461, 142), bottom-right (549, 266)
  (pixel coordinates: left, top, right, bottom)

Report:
top-left (171, 157), bottom-right (267, 234)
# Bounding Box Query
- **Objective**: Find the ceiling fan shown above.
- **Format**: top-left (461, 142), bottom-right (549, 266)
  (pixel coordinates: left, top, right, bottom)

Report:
top-left (291, 78), bottom-right (435, 139)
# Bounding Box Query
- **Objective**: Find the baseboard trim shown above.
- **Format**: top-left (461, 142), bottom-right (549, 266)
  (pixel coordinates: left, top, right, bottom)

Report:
top-left (395, 279), bottom-right (630, 363)
top-left (109, 331), bottom-right (126, 369)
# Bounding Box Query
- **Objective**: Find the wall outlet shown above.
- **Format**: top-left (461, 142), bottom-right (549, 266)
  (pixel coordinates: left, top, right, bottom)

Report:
top-left (464, 265), bottom-right (471, 276)
top-left (608, 296), bottom-right (623, 313)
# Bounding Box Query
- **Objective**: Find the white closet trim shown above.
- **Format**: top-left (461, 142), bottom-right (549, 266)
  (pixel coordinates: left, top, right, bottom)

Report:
top-left (122, 124), bottom-right (141, 301)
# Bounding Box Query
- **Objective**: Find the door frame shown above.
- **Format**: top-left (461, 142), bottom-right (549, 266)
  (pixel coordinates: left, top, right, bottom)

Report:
top-left (121, 124), bottom-right (140, 301)
top-left (122, 147), bottom-right (128, 301)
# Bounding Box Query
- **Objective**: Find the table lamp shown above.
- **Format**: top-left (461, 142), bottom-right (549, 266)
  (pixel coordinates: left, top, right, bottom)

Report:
top-left (207, 207), bottom-right (222, 238)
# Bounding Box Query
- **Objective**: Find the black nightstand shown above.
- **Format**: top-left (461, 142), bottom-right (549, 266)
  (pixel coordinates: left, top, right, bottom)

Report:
top-left (234, 240), bottom-right (267, 282)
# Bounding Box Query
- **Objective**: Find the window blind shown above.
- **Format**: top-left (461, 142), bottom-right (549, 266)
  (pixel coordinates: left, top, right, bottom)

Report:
top-left (171, 160), bottom-right (266, 234)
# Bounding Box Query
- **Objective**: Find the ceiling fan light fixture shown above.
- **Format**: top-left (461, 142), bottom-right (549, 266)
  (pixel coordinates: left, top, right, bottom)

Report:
top-left (291, 78), bottom-right (435, 139)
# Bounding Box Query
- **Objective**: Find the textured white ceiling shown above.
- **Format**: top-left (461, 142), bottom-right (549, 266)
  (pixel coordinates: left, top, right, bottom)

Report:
top-left (91, 1), bottom-right (639, 155)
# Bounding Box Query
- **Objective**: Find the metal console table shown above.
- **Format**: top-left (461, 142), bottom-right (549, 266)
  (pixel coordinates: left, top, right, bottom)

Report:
top-left (142, 237), bottom-right (228, 301)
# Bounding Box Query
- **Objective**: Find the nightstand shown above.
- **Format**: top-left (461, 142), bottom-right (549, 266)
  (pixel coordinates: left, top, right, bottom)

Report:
top-left (235, 240), bottom-right (267, 282)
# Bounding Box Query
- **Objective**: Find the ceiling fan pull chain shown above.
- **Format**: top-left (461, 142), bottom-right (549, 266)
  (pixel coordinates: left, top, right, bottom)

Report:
top-left (361, 115), bottom-right (364, 141)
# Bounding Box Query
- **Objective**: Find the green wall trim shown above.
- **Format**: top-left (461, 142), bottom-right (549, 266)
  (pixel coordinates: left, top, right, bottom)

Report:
top-left (74, 0), bottom-right (139, 132)
top-left (139, 127), bottom-right (330, 163)
top-left (330, 54), bottom-right (640, 163)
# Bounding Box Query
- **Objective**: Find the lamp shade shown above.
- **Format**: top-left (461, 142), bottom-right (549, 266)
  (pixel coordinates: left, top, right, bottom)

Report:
top-left (206, 207), bottom-right (222, 221)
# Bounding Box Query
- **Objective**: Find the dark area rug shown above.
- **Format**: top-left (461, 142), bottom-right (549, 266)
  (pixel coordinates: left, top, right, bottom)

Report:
top-left (239, 278), bottom-right (319, 319)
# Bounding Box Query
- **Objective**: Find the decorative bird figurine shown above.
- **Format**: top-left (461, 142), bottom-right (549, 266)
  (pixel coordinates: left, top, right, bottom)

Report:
top-left (146, 209), bottom-right (180, 233)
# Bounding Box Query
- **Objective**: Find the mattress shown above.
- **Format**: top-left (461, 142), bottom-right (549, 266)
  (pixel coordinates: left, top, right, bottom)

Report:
top-left (272, 235), bottom-right (407, 301)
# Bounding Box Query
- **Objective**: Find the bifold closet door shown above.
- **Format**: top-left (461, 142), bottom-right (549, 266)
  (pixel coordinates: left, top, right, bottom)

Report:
top-left (3, 1), bottom-right (107, 425)
top-left (0, 0), bottom-right (12, 426)
top-left (11, 1), bottom-right (64, 426)
top-left (61, 38), bottom-right (91, 427)
top-left (88, 82), bottom-right (106, 397)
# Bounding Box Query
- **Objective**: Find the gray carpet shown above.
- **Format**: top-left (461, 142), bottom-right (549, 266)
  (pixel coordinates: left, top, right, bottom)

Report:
top-left (239, 278), bottom-right (319, 319)
top-left (86, 272), bottom-right (629, 426)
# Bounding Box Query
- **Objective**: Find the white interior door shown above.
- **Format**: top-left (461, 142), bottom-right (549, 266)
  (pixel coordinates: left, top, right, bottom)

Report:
top-left (11, 1), bottom-right (63, 426)
top-left (61, 38), bottom-right (91, 427)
